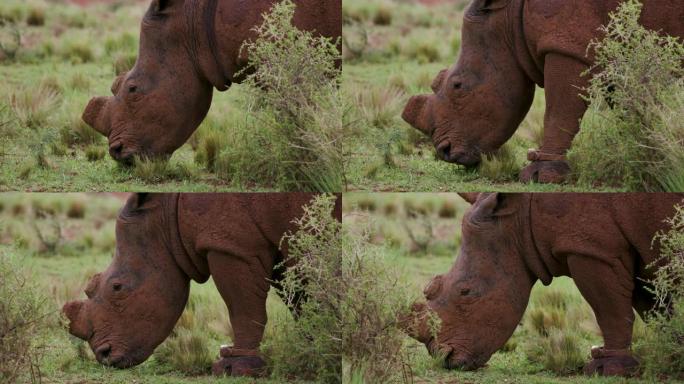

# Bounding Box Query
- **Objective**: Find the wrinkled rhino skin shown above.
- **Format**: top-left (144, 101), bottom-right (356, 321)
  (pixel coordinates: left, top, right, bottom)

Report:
top-left (402, 0), bottom-right (683, 183)
top-left (404, 193), bottom-right (684, 376)
top-left (63, 193), bottom-right (342, 377)
top-left (82, 0), bottom-right (341, 163)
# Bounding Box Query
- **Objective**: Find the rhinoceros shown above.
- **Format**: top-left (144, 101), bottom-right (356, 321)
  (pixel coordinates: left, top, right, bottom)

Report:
top-left (62, 193), bottom-right (341, 377)
top-left (405, 192), bottom-right (684, 376)
top-left (82, 0), bottom-right (341, 163)
top-left (401, 0), bottom-right (683, 183)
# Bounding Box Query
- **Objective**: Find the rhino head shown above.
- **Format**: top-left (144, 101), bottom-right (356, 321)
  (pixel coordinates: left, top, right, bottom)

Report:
top-left (404, 193), bottom-right (536, 370)
top-left (82, 0), bottom-right (223, 163)
top-left (402, 0), bottom-right (535, 167)
top-left (63, 194), bottom-right (190, 368)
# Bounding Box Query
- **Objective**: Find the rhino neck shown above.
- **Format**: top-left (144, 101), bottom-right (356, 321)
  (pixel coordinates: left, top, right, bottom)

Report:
top-left (519, 193), bottom-right (553, 285)
top-left (507, 0), bottom-right (544, 86)
top-left (164, 194), bottom-right (211, 283)
top-left (184, 0), bottom-right (231, 92)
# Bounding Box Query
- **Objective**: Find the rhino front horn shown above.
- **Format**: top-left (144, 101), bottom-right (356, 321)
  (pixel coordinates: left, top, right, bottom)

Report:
top-left (402, 95), bottom-right (430, 135)
top-left (82, 97), bottom-right (110, 137)
top-left (63, 300), bottom-right (92, 340)
top-left (398, 301), bottom-right (436, 345)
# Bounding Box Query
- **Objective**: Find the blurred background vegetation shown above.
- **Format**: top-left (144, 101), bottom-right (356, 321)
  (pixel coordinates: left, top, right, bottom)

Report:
top-left (342, 193), bottom-right (684, 383)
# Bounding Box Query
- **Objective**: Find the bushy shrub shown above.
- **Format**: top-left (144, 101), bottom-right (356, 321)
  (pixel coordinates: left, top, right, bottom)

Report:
top-left (0, 247), bottom-right (49, 382)
top-left (341, 225), bottom-right (417, 382)
top-left (261, 195), bottom-right (341, 383)
top-left (568, 0), bottom-right (684, 191)
top-left (215, 1), bottom-right (343, 192)
top-left (635, 202), bottom-right (684, 378)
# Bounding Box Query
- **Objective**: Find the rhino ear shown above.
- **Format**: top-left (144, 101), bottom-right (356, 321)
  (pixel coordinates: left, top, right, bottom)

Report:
top-left (472, 193), bottom-right (516, 220)
top-left (458, 193), bottom-right (480, 205)
top-left (122, 193), bottom-right (150, 214)
top-left (153, 0), bottom-right (181, 13)
top-left (475, 0), bottom-right (511, 11)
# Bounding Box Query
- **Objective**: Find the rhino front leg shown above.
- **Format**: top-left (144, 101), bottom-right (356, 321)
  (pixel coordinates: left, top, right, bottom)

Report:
top-left (520, 54), bottom-right (589, 184)
top-left (567, 255), bottom-right (639, 377)
top-left (208, 252), bottom-right (270, 377)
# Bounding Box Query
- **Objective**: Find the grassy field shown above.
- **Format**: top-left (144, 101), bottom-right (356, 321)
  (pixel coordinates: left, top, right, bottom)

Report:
top-left (0, 193), bottom-right (313, 383)
top-left (342, 193), bottom-right (683, 383)
top-left (341, 0), bottom-right (626, 192)
top-left (0, 0), bottom-right (335, 192)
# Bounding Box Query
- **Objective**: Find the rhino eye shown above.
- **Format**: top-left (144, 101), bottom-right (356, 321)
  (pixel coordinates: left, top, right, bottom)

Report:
top-left (460, 288), bottom-right (471, 296)
top-left (453, 82), bottom-right (462, 90)
top-left (128, 85), bottom-right (138, 94)
top-left (112, 283), bottom-right (123, 292)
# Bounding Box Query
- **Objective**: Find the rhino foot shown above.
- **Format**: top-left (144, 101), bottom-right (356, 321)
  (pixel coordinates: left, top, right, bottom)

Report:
top-left (583, 347), bottom-right (639, 377)
top-left (519, 161), bottom-right (570, 184)
top-left (211, 345), bottom-right (266, 377)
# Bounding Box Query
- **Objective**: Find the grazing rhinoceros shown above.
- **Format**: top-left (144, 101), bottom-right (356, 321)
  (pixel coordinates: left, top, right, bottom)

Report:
top-left (404, 192), bottom-right (684, 376)
top-left (82, 0), bottom-right (341, 163)
top-left (63, 193), bottom-right (341, 377)
top-left (401, 0), bottom-right (683, 183)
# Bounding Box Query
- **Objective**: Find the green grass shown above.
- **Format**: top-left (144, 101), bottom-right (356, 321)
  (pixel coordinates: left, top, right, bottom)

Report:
top-left (0, 194), bottom-right (316, 383)
top-left (342, 0), bottom-right (625, 192)
top-left (343, 193), bottom-right (684, 383)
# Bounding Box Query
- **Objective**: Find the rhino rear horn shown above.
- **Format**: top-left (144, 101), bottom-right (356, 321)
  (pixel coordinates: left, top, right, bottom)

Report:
top-left (431, 69), bottom-right (448, 93)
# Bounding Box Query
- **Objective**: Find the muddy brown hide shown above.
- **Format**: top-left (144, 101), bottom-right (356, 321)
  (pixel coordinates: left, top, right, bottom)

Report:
top-left (405, 193), bottom-right (684, 376)
top-left (63, 193), bottom-right (342, 377)
top-left (82, 0), bottom-right (341, 163)
top-left (402, 0), bottom-right (683, 183)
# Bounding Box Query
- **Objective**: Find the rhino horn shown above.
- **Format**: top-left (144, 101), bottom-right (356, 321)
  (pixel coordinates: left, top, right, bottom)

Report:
top-left (82, 97), bottom-right (110, 137)
top-left (402, 95), bottom-right (430, 135)
top-left (399, 301), bottom-right (436, 345)
top-left (63, 300), bottom-right (92, 340)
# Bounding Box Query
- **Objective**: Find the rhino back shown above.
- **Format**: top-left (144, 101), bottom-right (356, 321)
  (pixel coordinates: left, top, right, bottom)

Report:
top-left (523, 0), bottom-right (683, 65)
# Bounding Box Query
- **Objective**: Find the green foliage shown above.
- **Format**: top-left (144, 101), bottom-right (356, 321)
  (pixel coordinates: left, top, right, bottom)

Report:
top-left (569, 0), bottom-right (684, 191)
top-left (216, 0), bottom-right (343, 192)
top-left (0, 247), bottom-right (49, 383)
top-left (635, 203), bottom-right (684, 378)
top-left (341, 229), bottom-right (417, 383)
top-left (262, 195), bottom-right (341, 383)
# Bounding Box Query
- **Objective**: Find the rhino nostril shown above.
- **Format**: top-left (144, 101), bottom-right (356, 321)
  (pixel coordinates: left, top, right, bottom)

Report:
top-left (109, 142), bottom-right (124, 158)
top-left (437, 143), bottom-right (451, 161)
top-left (96, 343), bottom-right (112, 362)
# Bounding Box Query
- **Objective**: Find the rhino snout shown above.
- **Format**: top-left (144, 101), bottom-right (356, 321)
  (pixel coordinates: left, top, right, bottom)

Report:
top-left (436, 142), bottom-right (482, 167)
top-left (63, 300), bottom-right (93, 340)
top-left (82, 97), bottom-right (111, 137)
top-left (402, 95), bottom-right (431, 135)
